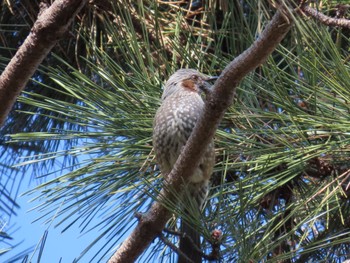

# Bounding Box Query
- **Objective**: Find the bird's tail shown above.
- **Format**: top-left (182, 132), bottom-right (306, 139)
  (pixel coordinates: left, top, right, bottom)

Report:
top-left (178, 210), bottom-right (202, 263)
top-left (178, 182), bottom-right (208, 263)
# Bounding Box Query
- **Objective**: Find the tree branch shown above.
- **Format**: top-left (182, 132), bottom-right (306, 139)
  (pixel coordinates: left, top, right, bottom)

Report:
top-left (108, 5), bottom-right (294, 263)
top-left (301, 4), bottom-right (350, 29)
top-left (159, 233), bottom-right (195, 263)
top-left (0, 0), bottom-right (88, 126)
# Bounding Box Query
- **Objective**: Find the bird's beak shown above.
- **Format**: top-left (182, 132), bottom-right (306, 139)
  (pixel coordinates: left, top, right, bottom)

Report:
top-left (205, 76), bottom-right (219, 82)
top-left (200, 76), bottom-right (218, 95)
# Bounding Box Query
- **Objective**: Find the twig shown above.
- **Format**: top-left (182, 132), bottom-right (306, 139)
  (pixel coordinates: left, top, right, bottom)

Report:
top-left (301, 5), bottom-right (350, 29)
top-left (163, 227), bottom-right (222, 261)
top-left (163, 227), bottom-right (182, 236)
top-left (159, 233), bottom-right (195, 263)
top-left (163, 227), bottom-right (202, 254)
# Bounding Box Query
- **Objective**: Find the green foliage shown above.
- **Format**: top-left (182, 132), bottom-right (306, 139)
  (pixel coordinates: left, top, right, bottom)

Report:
top-left (2, 0), bottom-right (350, 262)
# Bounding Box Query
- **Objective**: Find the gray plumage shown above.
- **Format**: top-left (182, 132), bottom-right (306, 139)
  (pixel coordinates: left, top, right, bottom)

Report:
top-left (152, 68), bottom-right (215, 263)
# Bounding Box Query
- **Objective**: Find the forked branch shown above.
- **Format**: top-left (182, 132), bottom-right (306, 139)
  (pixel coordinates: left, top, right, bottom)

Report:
top-left (108, 5), bottom-right (294, 263)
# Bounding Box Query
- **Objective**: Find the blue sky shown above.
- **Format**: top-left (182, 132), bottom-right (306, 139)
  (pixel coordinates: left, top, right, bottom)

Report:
top-left (2, 169), bottom-right (123, 263)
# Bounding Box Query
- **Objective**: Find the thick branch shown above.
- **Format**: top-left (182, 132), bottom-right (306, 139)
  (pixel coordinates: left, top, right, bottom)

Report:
top-left (0, 0), bottom-right (88, 126)
top-left (301, 5), bottom-right (350, 29)
top-left (108, 7), bottom-right (293, 263)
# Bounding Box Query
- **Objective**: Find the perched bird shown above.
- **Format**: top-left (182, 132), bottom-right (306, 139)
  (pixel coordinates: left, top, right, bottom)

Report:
top-left (152, 69), bottom-right (216, 263)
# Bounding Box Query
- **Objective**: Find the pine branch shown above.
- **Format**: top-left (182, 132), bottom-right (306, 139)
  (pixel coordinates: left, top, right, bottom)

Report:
top-left (301, 4), bottom-right (350, 29)
top-left (159, 233), bottom-right (195, 263)
top-left (0, 0), bottom-right (88, 126)
top-left (108, 4), bottom-right (294, 263)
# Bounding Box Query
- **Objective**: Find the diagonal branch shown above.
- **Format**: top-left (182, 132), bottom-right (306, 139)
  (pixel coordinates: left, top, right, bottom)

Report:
top-left (301, 4), bottom-right (350, 29)
top-left (108, 5), bottom-right (294, 263)
top-left (0, 0), bottom-right (88, 126)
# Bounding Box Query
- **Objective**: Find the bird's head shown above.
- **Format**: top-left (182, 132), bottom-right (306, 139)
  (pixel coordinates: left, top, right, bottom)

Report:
top-left (161, 69), bottom-right (218, 101)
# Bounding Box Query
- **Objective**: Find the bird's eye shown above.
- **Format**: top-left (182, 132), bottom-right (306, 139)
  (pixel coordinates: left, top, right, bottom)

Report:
top-left (191, 75), bottom-right (199, 81)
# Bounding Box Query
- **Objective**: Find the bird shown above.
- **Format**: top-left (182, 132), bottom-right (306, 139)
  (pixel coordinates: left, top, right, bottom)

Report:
top-left (152, 68), bottom-right (216, 263)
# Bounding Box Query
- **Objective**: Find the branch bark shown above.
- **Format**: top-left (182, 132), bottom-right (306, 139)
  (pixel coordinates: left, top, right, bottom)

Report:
top-left (108, 6), bottom-right (294, 263)
top-left (301, 5), bottom-right (350, 29)
top-left (0, 0), bottom-right (88, 126)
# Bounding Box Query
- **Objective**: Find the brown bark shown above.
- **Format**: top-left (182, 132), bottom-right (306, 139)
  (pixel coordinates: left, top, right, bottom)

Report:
top-left (301, 5), bottom-right (350, 29)
top-left (0, 0), bottom-right (88, 126)
top-left (108, 6), bottom-right (294, 263)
